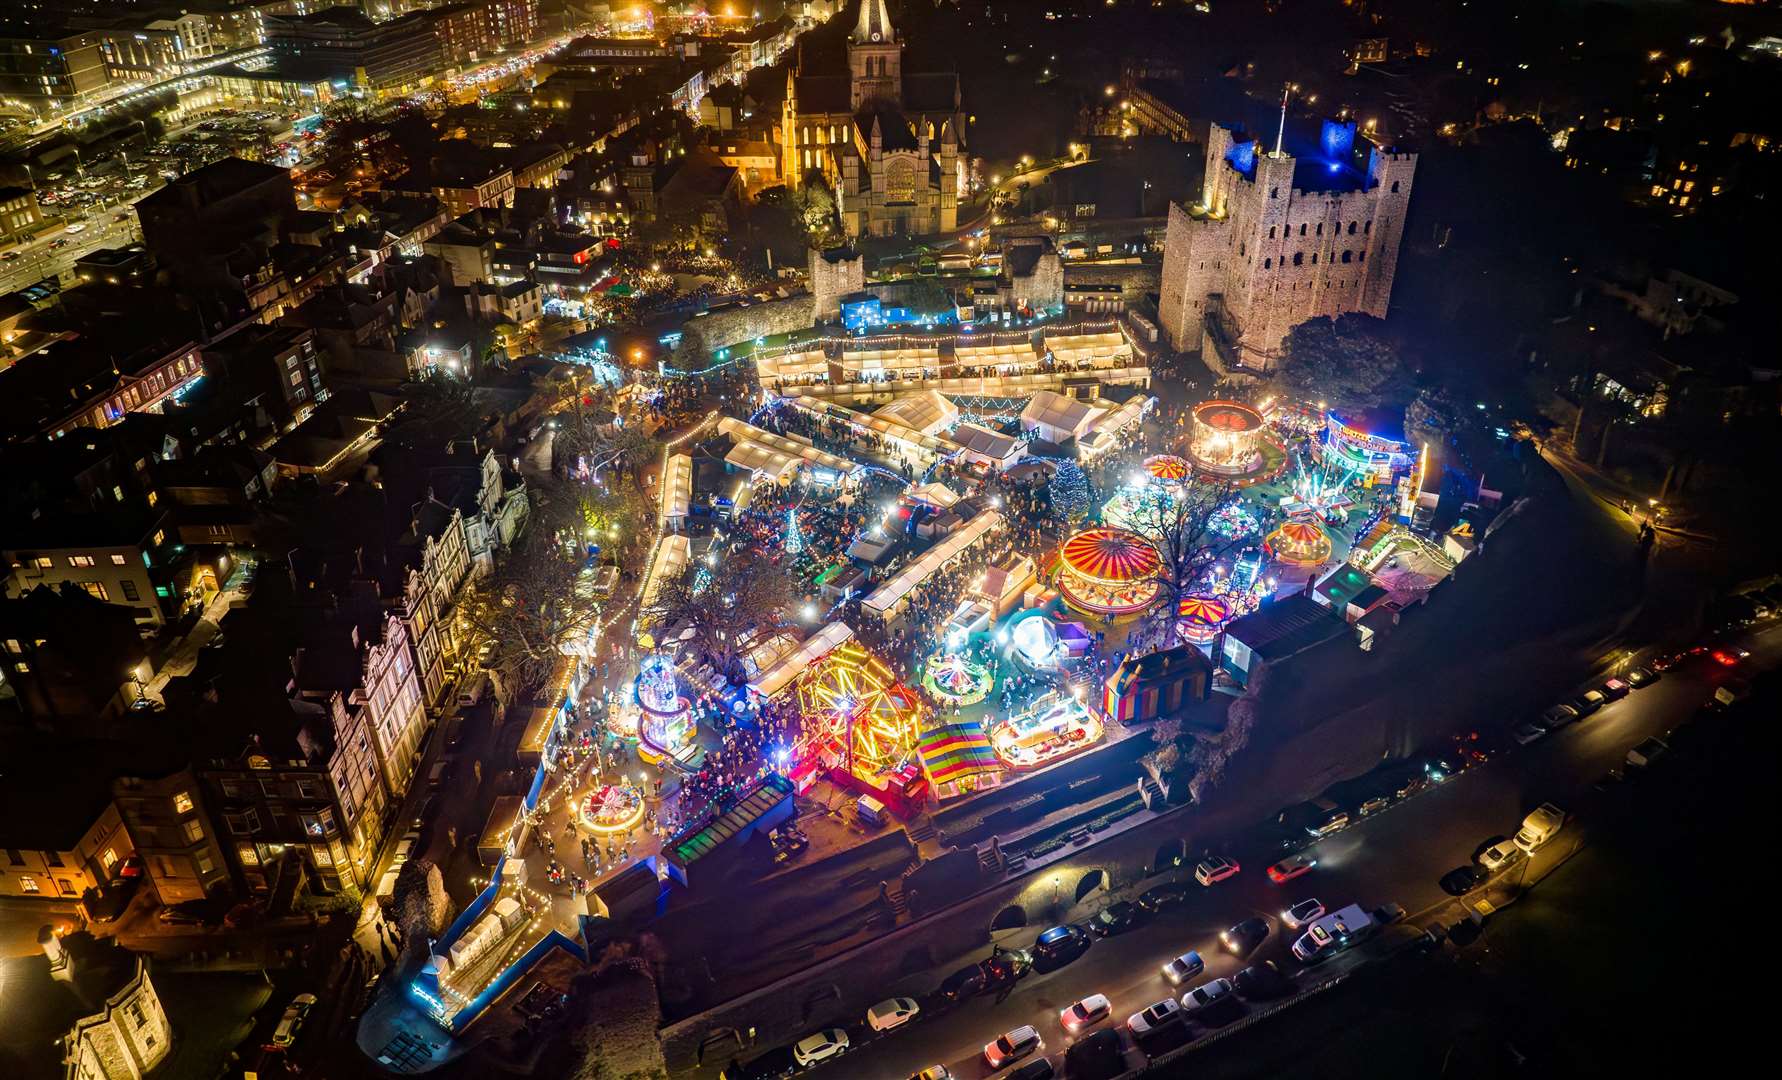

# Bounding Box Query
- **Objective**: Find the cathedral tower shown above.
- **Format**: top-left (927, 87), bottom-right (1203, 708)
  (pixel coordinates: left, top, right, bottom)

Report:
top-left (849, 0), bottom-right (901, 110)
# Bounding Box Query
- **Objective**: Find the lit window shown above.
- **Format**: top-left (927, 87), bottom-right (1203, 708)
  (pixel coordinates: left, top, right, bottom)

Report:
top-left (19, 875), bottom-right (39, 893)
top-left (238, 845), bottom-right (260, 867)
top-left (182, 820), bottom-right (204, 843)
top-left (111, 554), bottom-right (128, 565)
top-left (68, 555), bottom-right (96, 568)
top-left (152, 530), bottom-right (165, 546)
top-left (173, 791), bottom-right (193, 814)
top-left (79, 582), bottom-right (109, 601)
top-left (102, 848), bottom-right (118, 869)
top-left (33, 557), bottom-right (52, 569)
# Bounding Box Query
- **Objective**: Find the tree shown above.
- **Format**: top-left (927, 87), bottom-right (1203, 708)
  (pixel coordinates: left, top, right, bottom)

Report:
top-left (1186, 693), bottom-right (1260, 805)
top-left (556, 399), bottom-right (658, 486)
top-left (1276, 314), bottom-right (1412, 413)
top-left (1121, 477), bottom-right (1239, 647)
top-left (456, 486), bottom-right (605, 698)
top-left (642, 548), bottom-right (796, 684)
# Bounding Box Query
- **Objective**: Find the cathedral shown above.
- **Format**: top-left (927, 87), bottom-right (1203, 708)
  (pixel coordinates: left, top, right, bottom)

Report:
top-left (781, 0), bottom-right (965, 239)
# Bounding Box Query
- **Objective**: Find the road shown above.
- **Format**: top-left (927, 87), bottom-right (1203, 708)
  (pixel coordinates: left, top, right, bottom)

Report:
top-left (741, 624), bottom-right (1776, 1080)
top-left (0, 212), bottom-right (139, 296)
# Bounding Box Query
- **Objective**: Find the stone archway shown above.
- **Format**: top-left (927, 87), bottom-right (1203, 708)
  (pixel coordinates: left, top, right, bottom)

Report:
top-left (1151, 838), bottom-right (1187, 876)
top-left (990, 904), bottom-right (1028, 937)
top-left (1074, 868), bottom-right (1106, 905)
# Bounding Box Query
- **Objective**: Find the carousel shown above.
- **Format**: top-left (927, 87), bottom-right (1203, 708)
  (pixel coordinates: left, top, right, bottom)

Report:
top-left (625, 654), bottom-right (699, 767)
top-left (1143, 454), bottom-right (1193, 484)
top-left (1175, 595), bottom-right (1235, 645)
top-left (795, 641), bottom-right (926, 783)
top-left (921, 651), bottom-right (995, 707)
top-left (1264, 521), bottom-right (1334, 568)
top-left (1208, 502), bottom-right (1262, 541)
top-left (1186, 400), bottom-right (1270, 479)
top-left (990, 690), bottom-right (1104, 769)
top-left (1055, 527), bottom-right (1164, 618)
top-left (1100, 481), bottom-right (1175, 532)
top-left (580, 781), bottom-right (647, 835)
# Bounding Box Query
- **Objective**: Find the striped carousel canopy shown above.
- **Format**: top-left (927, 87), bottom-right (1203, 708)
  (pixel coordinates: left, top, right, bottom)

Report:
top-left (1143, 454), bottom-right (1192, 481)
top-left (1060, 527), bottom-right (1162, 584)
top-left (1176, 594), bottom-right (1233, 628)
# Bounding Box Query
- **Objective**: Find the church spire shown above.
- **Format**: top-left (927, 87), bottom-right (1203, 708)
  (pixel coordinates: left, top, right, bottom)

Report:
top-left (852, 0), bottom-right (895, 44)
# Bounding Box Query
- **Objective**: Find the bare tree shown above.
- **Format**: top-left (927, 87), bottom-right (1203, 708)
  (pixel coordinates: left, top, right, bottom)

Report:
top-left (642, 549), bottom-right (796, 685)
top-left (1121, 477), bottom-right (1238, 647)
top-left (456, 485), bottom-right (605, 698)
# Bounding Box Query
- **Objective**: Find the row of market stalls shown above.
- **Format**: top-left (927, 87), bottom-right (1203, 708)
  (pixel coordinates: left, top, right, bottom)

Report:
top-left (716, 416), bottom-right (859, 486)
top-left (861, 509), bottom-right (1007, 623)
top-left (754, 324), bottom-right (1144, 396)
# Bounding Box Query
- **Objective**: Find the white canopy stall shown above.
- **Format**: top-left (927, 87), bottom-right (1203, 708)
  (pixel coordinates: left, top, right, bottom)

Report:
top-left (861, 510), bottom-right (1006, 624)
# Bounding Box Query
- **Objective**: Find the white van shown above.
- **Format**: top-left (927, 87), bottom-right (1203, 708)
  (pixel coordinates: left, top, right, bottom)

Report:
top-left (374, 868), bottom-right (400, 909)
top-left (457, 673), bottom-right (488, 709)
top-left (1514, 803), bottom-right (1565, 853)
top-left (427, 759), bottom-right (450, 788)
top-left (1291, 903), bottom-right (1376, 963)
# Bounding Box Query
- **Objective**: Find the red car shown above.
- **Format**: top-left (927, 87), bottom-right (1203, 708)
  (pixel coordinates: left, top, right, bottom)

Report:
top-left (1267, 854), bottom-right (1316, 884)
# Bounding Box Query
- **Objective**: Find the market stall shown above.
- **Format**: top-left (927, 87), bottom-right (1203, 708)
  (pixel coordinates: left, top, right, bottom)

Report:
top-left (990, 691), bottom-right (1104, 768)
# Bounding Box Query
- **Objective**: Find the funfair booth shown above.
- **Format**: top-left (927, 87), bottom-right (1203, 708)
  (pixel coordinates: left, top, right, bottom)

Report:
top-left (991, 690), bottom-right (1104, 768)
top-left (1320, 411), bottom-right (1414, 484)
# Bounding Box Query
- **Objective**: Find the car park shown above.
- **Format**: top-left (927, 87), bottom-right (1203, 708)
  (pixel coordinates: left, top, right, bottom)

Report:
top-left (1160, 950), bottom-right (1205, 985)
top-left (1540, 704), bottom-right (1579, 729)
top-left (1511, 721), bottom-right (1547, 746)
top-left (1220, 916), bottom-right (1270, 954)
top-left (1138, 880), bottom-right (1190, 912)
top-left (1089, 901), bottom-right (1140, 937)
top-left (1127, 997), bottom-right (1185, 1038)
top-left (1194, 856), bottom-right (1239, 885)
top-left (270, 993), bottom-right (316, 1048)
top-left (790, 1029), bottom-right (848, 1068)
top-left (1440, 865), bottom-right (1484, 895)
top-left (1059, 993), bottom-right (1111, 1034)
top-left (866, 996), bottom-right (919, 1031)
top-left (1182, 977), bottom-right (1236, 1014)
top-left (1282, 898), bottom-right (1325, 931)
top-left (1235, 960), bottom-right (1294, 1000)
top-left (1626, 736), bottom-right (1669, 768)
top-left (1267, 854), bottom-right (1316, 883)
top-left (984, 1025), bottom-right (1042, 1069)
top-left (1032, 925), bottom-right (1090, 967)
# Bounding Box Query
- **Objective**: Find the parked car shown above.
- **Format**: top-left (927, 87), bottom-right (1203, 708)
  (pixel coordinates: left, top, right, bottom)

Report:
top-left (1089, 901), bottom-right (1140, 937)
top-left (1220, 916), bottom-right (1270, 954)
top-left (1138, 880), bottom-right (1190, 912)
top-left (1357, 795), bottom-right (1389, 817)
top-left (1058, 993), bottom-right (1111, 1034)
top-left (1626, 736), bottom-right (1669, 769)
top-left (1514, 804), bottom-right (1566, 853)
top-left (271, 993), bottom-right (316, 1048)
top-left (1127, 997), bottom-right (1185, 1038)
top-left (1540, 704), bottom-right (1579, 729)
top-left (1194, 856), bottom-right (1240, 886)
top-left (1281, 898), bottom-right (1326, 931)
top-left (721, 1047), bottom-right (796, 1080)
top-left (1007, 1059), bottom-right (1055, 1080)
top-left (1160, 950), bottom-right (1205, 986)
top-left (1062, 1029), bottom-right (1123, 1080)
top-left (1599, 677), bottom-right (1631, 700)
top-left (1511, 721), bottom-right (1547, 746)
top-left (939, 964), bottom-right (987, 1001)
top-left (1181, 977), bottom-right (1236, 1014)
top-left (1304, 798), bottom-right (1350, 837)
top-left (983, 1025), bottom-right (1042, 1069)
top-left (1476, 839), bottom-right (1523, 873)
top-left (1440, 865), bottom-right (1485, 895)
top-left (790, 1029), bottom-right (848, 1068)
top-left (1235, 960), bottom-right (1294, 1000)
top-left (1032, 925), bottom-right (1091, 967)
top-left (866, 996), bottom-right (919, 1032)
top-left (1591, 769), bottom-right (1625, 792)
top-left (1570, 689), bottom-right (1607, 716)
top-left (1267, 854), bottom-right (1316, 884)
top-left (906, 1070), bottom-right (952, 1080)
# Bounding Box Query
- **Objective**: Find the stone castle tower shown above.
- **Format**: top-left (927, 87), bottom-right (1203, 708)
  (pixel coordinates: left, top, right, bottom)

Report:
top-left (1158, 121), bottom-right (1416, 376)
top-left (809, 246), bottom-right (866, 320)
